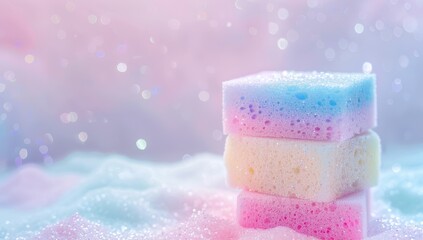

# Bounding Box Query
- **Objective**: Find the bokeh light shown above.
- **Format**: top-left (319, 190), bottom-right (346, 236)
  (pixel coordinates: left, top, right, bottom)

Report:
top-left (3, 0), bottom-right (423, 165)
top-left (0, 1), bottom-right (422, 239)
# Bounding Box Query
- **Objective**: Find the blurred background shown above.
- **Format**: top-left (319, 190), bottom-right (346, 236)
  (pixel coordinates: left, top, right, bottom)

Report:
top-left (0, 0), bottom-right (422, 168)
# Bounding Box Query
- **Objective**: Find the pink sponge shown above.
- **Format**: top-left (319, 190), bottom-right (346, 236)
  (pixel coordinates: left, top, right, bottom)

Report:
top-left (238, 190), bottom-right (368, 240)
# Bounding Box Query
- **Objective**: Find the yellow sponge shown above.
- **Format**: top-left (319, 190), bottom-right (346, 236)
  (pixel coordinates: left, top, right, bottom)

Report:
top-left (224, 131), bottom-right (380, 202)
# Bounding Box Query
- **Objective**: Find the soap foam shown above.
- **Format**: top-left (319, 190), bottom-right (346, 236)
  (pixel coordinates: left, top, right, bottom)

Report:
top-left (0, 164), bottom-right (81, 209)
top-left (223, 71), bottom-right (376, 141)
top-left (0, 152), bottom-right (421, 239)
top-left (34, 214), bottom-right (109, 240)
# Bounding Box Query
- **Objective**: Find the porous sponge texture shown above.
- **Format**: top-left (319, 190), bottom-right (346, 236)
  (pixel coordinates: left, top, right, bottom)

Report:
top-left (222, 71), bottom-right (376, 141)
top-left (224, 131), bottom-right (380, 202)
top-left (237, 190), bottom-right (367, 240)
top-left (328, 131), bottom-right (380, 197)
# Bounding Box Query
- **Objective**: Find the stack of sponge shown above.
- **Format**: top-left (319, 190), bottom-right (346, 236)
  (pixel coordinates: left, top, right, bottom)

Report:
top-left (223, 71), bottom-right (381, 239)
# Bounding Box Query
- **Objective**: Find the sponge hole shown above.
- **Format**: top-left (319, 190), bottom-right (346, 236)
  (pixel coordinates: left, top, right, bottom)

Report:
top-left (295, 92), bottom-right (308, 100)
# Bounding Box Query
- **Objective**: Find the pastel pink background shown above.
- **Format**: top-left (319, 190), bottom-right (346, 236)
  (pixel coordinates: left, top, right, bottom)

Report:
top-left (0, 0), bottom-right (422, 166)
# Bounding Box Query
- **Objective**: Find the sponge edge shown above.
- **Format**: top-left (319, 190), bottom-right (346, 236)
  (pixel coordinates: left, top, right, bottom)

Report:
top-left (224, 131), bottom-right (380, 202)
top-left (237, 190), bottom-right (368, 240)
top-left (222, 71), bottom-right (376, 141)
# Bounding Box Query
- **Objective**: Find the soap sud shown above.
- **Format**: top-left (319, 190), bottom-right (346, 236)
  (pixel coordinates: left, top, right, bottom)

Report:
top-left (0, 152), bottom-right (422, 239)
top-left (0, 164), bottom-right (81, 209)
